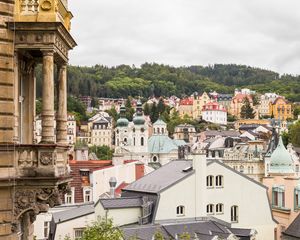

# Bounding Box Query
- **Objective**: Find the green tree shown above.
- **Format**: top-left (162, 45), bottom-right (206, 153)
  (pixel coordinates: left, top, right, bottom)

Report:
top-left (105, 107), bottom-right (119, 123)
top-left (36, 99), bottom-right (42, 115)
top-left (67, 96), bottom-right (87, 121)
top-left (89, 145), bottom-right (113, 160)
top-left (143, 103), bottom-right (151, 116)
top-left (80, 218), bottom-right (123, 240)
top-left (153, 229), bottom-right (165, 240)
top-left (289, 121), bottom-right (300, 147)
top-left (125, 97), bottom-right (135, 121)
top-left (240, 97), bottom-right (255, 119)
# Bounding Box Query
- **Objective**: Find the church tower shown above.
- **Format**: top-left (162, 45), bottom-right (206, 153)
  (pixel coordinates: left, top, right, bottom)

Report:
top-left (0, 1), bottom-right (76, 239)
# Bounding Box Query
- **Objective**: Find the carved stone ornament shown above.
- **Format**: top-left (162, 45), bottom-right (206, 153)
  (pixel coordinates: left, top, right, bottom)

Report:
top-left (12, 187), bottom-right (62, 232)
top-left (39, 152), bottom-right (53, 165)
top-left (41, 0), bottom-right (52, 10)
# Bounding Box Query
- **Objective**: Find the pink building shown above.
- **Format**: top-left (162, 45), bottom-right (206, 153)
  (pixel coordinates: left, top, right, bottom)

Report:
top-left (263, 137), bottom-right (300, 240)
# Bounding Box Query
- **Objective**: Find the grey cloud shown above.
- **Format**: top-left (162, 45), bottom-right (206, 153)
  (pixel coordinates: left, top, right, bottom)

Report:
top-left (68, 0), bottom-right (300, 75)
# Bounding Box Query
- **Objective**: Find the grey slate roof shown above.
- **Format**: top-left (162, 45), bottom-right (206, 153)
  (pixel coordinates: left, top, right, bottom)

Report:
top-left (283, 213), bottom-right (300, 237)
top-left (52, 204), bottom-right (94, 223)
top-left (123, 160), bottom-right (194, 193)
top-left (122, 225), bottom-right (170, 240)
top-left (204, 130), bottom-right (240, 138)
top-left (122, 220), bottom-right (254, 240)
top-left (99, 197), bottom-right (143, 209)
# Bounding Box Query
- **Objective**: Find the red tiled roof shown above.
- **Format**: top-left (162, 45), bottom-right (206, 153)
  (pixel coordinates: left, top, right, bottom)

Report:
top-left (179, 98), bottom-right (193, 105)
top-left (202, 102), bottom-right (227, 112)
top-left (233, 93), bottom-right (252, 103)
top-left (123, 160), bottom-right (138, 164)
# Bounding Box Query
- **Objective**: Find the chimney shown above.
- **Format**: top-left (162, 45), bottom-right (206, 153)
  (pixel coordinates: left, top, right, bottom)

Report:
top-left (135, 163), bottom-right (145, 180)
top-left (109, 177), bottom-right (117, 198)
top-left (192, 149), bottom-right (207, 218)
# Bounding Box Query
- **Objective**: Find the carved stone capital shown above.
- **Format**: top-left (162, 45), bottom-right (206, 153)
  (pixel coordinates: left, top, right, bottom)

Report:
top-left (13, 187), bottom-right (62, 232)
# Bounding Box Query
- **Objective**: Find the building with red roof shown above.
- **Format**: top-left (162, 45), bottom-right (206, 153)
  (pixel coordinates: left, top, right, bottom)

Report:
top-left (202, 102), bottom-right (227, 125)
top-left (178, 97), bottom-right (193, 118)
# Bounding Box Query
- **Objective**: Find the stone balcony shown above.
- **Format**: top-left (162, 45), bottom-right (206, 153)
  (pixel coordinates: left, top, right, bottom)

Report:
top-left (14, 0), bottom-right (73, 31)
top-left (0, 143), bottom-right (70, 180)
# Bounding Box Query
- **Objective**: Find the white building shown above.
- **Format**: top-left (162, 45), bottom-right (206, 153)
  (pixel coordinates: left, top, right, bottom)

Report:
top-left (90, 116), bottom-right (112, 147)
top-left (202, 102), bottom-right (227, 125)
top-left (95, 152), bottom-right (276, 239)
top-left (67, 114), bottom-right (76, 145)
top-left (34, 203), bottom-right (94, 240)
top-left (113, 101), bottom-right (149, 164)
top-left (259, 93), bottom-right (279, 117)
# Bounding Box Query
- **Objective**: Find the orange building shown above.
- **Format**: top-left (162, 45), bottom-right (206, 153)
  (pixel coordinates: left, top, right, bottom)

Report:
top-left (269, 97), bottom-right (293, 120)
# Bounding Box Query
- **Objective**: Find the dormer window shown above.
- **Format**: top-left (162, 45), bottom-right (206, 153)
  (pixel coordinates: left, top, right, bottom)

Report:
top-left (176, 205), bottom-right (185, 216)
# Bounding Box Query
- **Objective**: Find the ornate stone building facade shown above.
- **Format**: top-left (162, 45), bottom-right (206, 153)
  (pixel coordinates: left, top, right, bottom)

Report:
top-left (0, 0), bottom-right (76, 239)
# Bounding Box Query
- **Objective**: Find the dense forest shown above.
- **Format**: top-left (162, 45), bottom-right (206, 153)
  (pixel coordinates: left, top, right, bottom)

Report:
top-left (35, 63), bottom-right (300, 101)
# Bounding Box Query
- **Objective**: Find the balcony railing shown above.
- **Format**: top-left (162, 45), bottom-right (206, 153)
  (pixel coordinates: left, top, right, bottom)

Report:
top-left (15, 0), bottom-right (73, 31)
top-left (0, 143), bottom-right (70, 178)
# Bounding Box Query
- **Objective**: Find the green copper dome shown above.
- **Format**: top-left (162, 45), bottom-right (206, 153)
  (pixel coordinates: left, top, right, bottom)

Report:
top-left (269, 136), bottom-right (294, 174)
top-left (133, 99), bottom-right (145, 125)
top-left (117, 103), bottom-right (129, 127)
top-left (116, 118), bottom-right (129, 127)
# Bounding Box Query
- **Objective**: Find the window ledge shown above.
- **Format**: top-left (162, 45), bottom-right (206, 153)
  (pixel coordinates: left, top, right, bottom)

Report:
top-left (176, 214), bottom-right (185, 217)
top-left (215, 186), bottom-right (224, 189)
top-left (272, 206), bottom-right (291, 213)
top-left (216, 212), bottom-right (224, 215)
top-left (207, 186), bottom-right (214, 189)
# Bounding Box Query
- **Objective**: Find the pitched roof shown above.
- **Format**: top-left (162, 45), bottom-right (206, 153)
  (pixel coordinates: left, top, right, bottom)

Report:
top-left (148, 135), bottom-right (185, 154)
top-left (52, 204), bottom-right (94, 224)
top-left (123, 160), bottom-right (194, 193)
top-left (122, 220), bottom-right (254, 240)
top-left (283, 213), bottom-right (300, 237)
top-left (98, 197), bottom-right (143, 209)
top-left (204, 130), bottom-right (240, 138)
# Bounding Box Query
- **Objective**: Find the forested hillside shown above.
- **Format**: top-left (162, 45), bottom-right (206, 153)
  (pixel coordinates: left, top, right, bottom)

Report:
top-left (35, 63), bottom-right (300, 101)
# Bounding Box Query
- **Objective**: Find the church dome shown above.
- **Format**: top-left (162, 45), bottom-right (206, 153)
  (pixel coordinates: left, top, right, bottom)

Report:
top-left (269, 136), bottom-right (294, 174)
top-left (116, 103), bottom-right (129, 127)
top-left (133, 115), bottom-right (145, 125)
top-left (116, 117), bottom-right (129, 127)
top-left (133, 99), bottom-right (145, 125)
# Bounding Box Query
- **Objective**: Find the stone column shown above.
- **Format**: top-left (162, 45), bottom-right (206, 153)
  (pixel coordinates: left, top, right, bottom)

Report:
top-left (41, 51), bottom-right (55, 143)
top-left (56, 63), bottom-right (68, 144)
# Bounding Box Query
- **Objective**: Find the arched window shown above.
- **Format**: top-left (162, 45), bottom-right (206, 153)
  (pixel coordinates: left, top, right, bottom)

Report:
top-left (239, 165), bottom-right (244, 173)
top-left (153, 156), bottom-right (157, 162)
top-left (231, 205), bottom-right (238, 222)
top-left (133, 137), bottom-right (135, 146)
top-left (206, 175), bottom-right (214, 188)
top-left (215, 175), bottom-right (223, 187)
top-left (141, 137), bottom-right (144, 146)
top-left (162, 128), bottom-right (164, 134)
top-left (206, 204), bottom-right (214, 214)
top-left (157, 128), bottom-right (160, 134)
top-left (216, 203), bottom-right (224, 214)
top-left (176, 205), bottom-right (185, 216)
top-left (83, 187), bottom-right (92, 203)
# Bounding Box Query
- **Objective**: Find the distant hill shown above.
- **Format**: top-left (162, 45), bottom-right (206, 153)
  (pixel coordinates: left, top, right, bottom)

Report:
top-left (35, 63), bottom-right (300, 101)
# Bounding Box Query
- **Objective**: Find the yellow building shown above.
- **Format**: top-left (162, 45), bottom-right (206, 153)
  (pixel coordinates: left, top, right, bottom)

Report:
top-left (192, 92), bottom-right (210, 119)
top-left (269, 97), bottom-right (292, 120)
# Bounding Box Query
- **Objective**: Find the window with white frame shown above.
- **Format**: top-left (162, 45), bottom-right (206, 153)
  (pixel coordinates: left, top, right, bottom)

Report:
top-left (215, 175), bottom-right (223, 187)
top-left (272, 186), bottom-right (285, 208)
top-left (44, 221), bottom-right (50, 238)
top-left (176, 205), bottom-right (185, 216)
top-left (206, 175), bottom-right (214, 188)
top-left (83, 187), bottom-right (92, 203)
top-left (74, 228), bottom-right (85, 240)
top-left (294, 186), bottom-right (300, 210)
top-left (206, 204), bottom-right (214, 214)
top-left (231, 205), bottom-right (238, 222)
top-left (65, 187), bottom-right (74, 204)
top-left (216, 203), bottom-right (224, 214)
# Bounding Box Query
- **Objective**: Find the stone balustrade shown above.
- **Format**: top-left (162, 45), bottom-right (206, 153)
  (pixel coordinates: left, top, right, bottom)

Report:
top-left (0, 144), bottom-right (70, 178)
top-left (15, 0), bottom-right (73, 31)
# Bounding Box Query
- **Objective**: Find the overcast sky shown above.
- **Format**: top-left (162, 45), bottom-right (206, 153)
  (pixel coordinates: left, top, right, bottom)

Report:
top-left (68, 0), bottom-right (300, 75)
